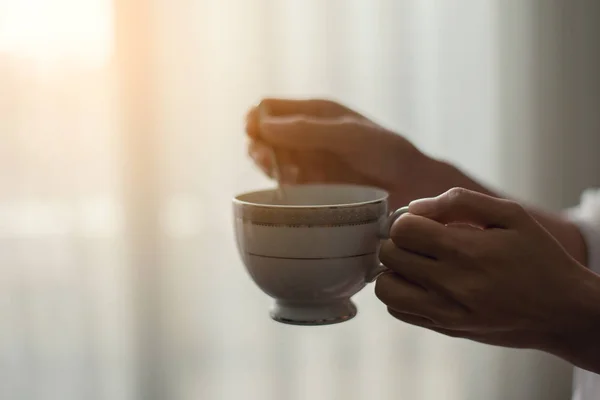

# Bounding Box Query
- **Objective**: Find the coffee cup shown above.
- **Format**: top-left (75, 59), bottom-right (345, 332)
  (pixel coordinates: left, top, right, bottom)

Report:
top-left (233, 184), bottom-right (408, 325)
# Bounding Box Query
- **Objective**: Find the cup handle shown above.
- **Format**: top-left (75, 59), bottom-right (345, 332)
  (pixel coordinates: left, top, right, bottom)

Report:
top-left (365, 206), bottom-right (410, 283)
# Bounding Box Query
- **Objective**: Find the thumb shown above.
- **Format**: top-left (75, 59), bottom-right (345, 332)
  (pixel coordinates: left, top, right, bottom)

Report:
top-left (408, 188), bottom-right (530, 229)
top-left (259, 115), bottom-right (366, 152)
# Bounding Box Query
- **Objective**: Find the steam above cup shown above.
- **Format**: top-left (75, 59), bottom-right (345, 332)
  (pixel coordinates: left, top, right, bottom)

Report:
top-left (233, 184), bottom-right (407, 325)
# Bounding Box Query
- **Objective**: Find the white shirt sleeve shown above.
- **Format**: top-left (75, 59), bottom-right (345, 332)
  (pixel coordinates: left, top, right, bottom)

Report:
top-left (566, 188), bottom-right (600, 273)
top-left (564, 188), bottom-right (600, 400)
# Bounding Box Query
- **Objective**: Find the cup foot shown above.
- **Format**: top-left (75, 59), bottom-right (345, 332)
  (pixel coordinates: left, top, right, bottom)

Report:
top-left (270, 300), bottom-right (357, 326)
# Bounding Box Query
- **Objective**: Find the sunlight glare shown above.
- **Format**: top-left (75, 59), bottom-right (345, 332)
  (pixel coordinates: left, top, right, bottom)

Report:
top-left (0, 0), bottom-right (113, 65)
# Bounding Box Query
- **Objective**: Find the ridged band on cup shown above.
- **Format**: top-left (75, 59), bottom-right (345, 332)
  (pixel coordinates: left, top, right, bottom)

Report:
top-left (234, 201), bottom-right (387, 227)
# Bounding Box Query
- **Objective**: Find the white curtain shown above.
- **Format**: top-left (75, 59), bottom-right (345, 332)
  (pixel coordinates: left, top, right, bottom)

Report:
top-left (3, 1), bottom-right (600, 399)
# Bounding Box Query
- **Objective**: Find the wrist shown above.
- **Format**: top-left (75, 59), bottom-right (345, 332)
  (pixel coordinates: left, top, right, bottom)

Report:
top-left (437, 159), bottom-right (497, 197)
top-left (548, 267), bottom-right (600, 372)
top-left (388, 153), bottom-right (496, 210)
top-left (417, 156), bottom-right (497, 199)
top-left (386, 142), bottom-right (498, 209)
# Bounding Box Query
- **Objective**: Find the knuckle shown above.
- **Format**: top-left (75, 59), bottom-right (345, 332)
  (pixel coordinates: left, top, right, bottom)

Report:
top-left (457, 239), bottom-right (487, 261)
top-left (446, 187), bottom-right (470, 203)
top-left (442, 187), bottom-right (472, 213)
top-left (503, 200), bottom-right (528, 221)
top-left (456, 279), bottom-right (486, 302)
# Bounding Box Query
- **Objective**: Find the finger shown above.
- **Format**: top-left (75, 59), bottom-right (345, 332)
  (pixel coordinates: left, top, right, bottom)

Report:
top-left (375, 272), bottom-right (439, 320)
top-left (248, 140), bottom-right (302, 183)
top-left (389, 213), bottom-right (455, 259)
top-left (376, 272), bottom-right (469, 326)
top-left (274, 150), bottom-right (301, 183)
top-left (247, 101), bottom-right (350, 142)
top-left (248, 139), bottom-right (273, 176)
top-left (283, 151), bottom-right (329, 183)
top-left (409, 188), bottom-right (531, 229)
top-left (427, 328), bottom-right (531, 347)
top-left (387, 308), bottom-right (438, 328)
top-left (278, 150), bottom-right (376, 186)
top-left (245, 106), bottom-right (260, 139)
top-left (446, 222), bottom-right (482, 231)
top-left (259, 98), bottom-right (357, 118)
top-left (259, 114), bottom-right (368, 152)
top-left (248, 139), bottom-right (345, 185)
top-left (379, 240), bottom-right (445, 287)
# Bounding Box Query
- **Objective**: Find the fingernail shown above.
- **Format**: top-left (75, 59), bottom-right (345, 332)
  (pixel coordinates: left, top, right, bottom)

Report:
top-left (408, 197), bottom-right (437, 216)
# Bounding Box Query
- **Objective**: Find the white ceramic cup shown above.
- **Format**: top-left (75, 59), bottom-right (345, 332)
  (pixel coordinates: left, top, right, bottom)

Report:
top-left (233, 184), bottom-right (408, 325)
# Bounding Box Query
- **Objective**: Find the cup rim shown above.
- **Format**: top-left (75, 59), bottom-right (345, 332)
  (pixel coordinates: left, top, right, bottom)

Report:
top-left (233, 183), bottom-right (389, 209)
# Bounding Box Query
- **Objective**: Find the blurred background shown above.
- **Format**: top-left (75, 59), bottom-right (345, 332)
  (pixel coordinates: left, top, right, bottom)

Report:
top-left (2, 0), bottom-right (600, 399)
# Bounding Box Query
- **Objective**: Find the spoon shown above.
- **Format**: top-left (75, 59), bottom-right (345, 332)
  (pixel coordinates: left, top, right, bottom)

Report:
top-left (259, 104), bottom-right (286, 202)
